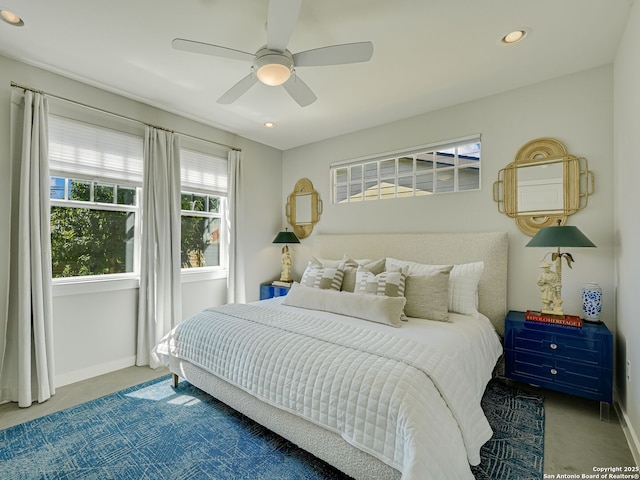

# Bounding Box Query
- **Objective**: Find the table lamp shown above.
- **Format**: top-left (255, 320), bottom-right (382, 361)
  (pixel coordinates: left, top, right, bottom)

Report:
top-left (526, 221), bottom-right (595, 316)
top-left (272, 228), bottom-right (300, 283)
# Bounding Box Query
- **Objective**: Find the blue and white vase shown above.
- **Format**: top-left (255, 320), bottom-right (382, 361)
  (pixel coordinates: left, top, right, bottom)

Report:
top-left (581, 283), bottom-right (602, 321)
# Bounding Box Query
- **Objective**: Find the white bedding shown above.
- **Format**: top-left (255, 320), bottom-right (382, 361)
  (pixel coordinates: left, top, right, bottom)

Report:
top-left (263, 296), bottom-right (502, 407)
top-left (154, 297), bottom-right (502, 480)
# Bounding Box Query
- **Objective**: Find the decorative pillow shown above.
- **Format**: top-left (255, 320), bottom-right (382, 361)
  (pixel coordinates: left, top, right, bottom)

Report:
top-left (404, 266), bottom-right (452, 321)
top-left (283, 282), bottom-right (405, 327)
top-left (300, 261), bottom-right (345, 290)
top-left (342, 258), bottom-right (385, 292)
top-left (310, 256), bottom-right (385, 293)
top-left (355, 265), bottom-right (407, 298)
top-left (309, 255), bottom-right (349, 268)
top-left (386, 258), bottom-right (484, 315)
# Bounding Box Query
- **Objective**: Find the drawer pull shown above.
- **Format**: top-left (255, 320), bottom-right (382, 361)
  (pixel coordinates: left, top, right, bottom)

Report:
top-left (550, 368), bottom-right (558, 375)
top-left (550, 343), bottom-right (558, 350)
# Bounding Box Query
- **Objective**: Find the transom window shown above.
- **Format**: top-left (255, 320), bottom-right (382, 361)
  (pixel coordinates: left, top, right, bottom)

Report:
top-left (331, 137), bottom-right (481, 203)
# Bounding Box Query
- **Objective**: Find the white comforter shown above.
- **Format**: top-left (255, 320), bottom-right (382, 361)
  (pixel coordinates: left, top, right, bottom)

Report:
top-left (154, 299), bottom-right (502, 480)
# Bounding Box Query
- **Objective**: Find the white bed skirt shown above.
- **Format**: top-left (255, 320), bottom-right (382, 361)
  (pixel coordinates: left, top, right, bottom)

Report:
top-left (169, 357), bottom-right (401, 480)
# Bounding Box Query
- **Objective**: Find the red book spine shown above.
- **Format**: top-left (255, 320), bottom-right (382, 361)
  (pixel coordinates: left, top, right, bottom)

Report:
top-left (525, 310), bottom-right (583, 328)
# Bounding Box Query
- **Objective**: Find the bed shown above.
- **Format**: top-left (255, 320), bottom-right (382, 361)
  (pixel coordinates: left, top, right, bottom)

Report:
top-left (154, 231), bottom-right (508, 480)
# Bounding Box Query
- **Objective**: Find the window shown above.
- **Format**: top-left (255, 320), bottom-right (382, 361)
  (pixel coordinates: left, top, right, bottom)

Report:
top-left (180, 148), bottom-right (228, 270)
top-left (331, 136), bottom-right (481, 203)
top-left (48, 115), bottom-right (230, 280)
top-left (48, 116), bottom-right (143, 279)
top-left (180, 192), bottom-right (223, 268)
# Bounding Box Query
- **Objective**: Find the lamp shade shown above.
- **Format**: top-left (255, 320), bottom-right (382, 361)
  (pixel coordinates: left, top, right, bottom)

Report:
top-left (272, 230), bottom-right (300, 244)
top-left (526, 225), bottom-right (596, 248)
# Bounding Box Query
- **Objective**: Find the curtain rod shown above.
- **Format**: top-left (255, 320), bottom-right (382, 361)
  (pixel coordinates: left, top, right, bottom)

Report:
top-left (10, 81), bottom-right (241, 152)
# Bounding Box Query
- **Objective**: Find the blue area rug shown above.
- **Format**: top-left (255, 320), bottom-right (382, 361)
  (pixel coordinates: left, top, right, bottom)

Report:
top-left (0, 376), bottom-right (544, 479)
top-left (472, 380), bottom-right (545, 480)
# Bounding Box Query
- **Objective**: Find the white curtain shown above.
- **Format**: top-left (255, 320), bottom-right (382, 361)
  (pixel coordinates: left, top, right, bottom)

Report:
top-left (136, 127), bottom-right (182, 368)
top-left (226, 150), bottom-right (245, 304)
top-left (0, 89), bottom-right (55, 407)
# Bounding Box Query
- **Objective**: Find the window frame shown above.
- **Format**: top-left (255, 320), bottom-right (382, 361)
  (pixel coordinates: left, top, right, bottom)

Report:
top-left (330, 135), bottom-right (481, 204)
top-left (49, 176), bottom-right (142, 283)
top-left (179, 189), bottom-right (227, 274)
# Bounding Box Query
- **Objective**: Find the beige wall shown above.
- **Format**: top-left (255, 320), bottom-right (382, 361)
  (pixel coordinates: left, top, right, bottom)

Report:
top-left (614, 0), bottom-right (640, 462)
top-left (283, 66), bottom-right (614, 326)
top-left (0, 55), bottom-right (284, 386)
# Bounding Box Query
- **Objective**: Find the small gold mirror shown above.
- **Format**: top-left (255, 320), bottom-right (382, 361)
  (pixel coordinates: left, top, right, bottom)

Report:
top-left (493, 138), bottom-right (594, 236)
top-left (286, 178), bottom-right (322, 239)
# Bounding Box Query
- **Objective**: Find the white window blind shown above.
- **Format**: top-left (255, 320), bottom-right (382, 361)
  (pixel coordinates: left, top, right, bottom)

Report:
top-left (48, 115), bottom-right (144, 185)
top-left (181, 148), bottom-right (228, 195)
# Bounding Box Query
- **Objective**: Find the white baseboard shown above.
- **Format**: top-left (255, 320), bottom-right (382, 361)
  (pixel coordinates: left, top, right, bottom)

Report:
top-left (55, 356), bottom-right (136, 388)
top-left (615, 400), bottom-right (640, 468)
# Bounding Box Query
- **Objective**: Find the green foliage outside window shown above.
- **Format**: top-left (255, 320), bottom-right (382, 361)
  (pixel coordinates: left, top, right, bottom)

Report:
top-left (50, 180), bottom-right (135, 278)
top-left (180, 193), bottom-right (221, 268)
top-left (50, 180), bottom-right (223, 277)
top-left (51, 207), bottom-right (134, 277)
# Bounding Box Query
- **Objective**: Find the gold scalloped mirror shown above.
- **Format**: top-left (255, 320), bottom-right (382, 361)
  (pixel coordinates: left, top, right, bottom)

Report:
top-left (493, 138), bottom-right (594, 236)
top-left (286, 178), bottom-right (322, 239)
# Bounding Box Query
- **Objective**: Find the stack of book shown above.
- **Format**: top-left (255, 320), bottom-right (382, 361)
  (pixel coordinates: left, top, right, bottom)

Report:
top-left (525, 310), bottom-right (583, 328)
top-left (272, 280), bottom-right (293, 288)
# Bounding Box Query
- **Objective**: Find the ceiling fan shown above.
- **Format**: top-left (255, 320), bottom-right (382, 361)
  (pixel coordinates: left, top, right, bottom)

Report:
top-left (172, 0), bottom-right (373, 107)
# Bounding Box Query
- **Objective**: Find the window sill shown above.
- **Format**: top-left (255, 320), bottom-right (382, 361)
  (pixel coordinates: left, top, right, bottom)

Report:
top-left (52, 275), bottom-right (139, 297)
top-left (51, 269), bottom-right (227, 297)
top-left (181, 268), bottom-right (228, 284)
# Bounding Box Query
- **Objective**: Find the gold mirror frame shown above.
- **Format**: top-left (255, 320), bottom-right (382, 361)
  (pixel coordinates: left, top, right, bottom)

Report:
top-left (493, 138), bottom-right (594, 236)
top-left (286, 178), bottom-right (322, 239)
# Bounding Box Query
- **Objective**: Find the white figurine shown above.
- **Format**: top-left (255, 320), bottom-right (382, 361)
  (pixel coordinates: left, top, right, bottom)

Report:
top-left (280, 245), bottom-right (292, 282)
top-left (537, 262), bottom-right (563, 315)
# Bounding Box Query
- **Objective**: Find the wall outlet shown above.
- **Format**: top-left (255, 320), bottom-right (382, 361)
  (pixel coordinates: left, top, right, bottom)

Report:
top-left (627, 360), bottom-right (631, 382)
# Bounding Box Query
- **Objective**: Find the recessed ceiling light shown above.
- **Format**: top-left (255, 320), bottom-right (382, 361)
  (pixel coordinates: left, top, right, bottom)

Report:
top-left (1, 9), bottom-right (25, 26)
top-left (263, 122), bottom-right (276, 129)
top-left (500, 28), bottom-right (529, 45)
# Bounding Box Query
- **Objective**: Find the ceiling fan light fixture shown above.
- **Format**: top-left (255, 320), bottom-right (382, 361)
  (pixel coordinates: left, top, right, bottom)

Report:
top-left (257, 63), bottom-right (291, 86)
top-left (254, 49), bottom-right (294, 86)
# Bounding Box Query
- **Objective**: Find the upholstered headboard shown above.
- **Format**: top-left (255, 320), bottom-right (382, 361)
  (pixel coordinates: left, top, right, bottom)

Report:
top-left (310, 231), bottom-right (508, 336)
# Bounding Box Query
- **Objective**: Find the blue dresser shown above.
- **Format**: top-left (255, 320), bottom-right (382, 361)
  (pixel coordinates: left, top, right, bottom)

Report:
top-left (260, 283), bottom-right (291, 300)
top-left (504, 310), bottom-right (612, 419)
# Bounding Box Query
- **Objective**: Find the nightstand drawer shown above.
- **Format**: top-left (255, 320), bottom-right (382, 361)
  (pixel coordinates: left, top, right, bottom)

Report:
top-left (506, 350), bottom-right (611, 401)
top-left (508, 327), bottom-right (605, 366)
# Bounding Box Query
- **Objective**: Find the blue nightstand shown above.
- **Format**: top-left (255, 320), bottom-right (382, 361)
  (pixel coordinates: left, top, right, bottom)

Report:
top-left (504, 310), bottom-right (613, 420)
top-left (260, 283), bottom-right (291, 300)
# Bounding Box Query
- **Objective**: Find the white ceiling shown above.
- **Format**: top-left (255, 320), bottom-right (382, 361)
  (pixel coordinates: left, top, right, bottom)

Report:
top-left (0, 0), bottom-right (632, 150)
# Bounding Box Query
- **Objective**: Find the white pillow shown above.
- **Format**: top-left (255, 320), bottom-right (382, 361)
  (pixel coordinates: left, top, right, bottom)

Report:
top-left (283, 282), bottom-right (405, 327)
top-left (300, 261), bottom-right (345, 290)
top-left (386, 258), bottom-right (484, 315)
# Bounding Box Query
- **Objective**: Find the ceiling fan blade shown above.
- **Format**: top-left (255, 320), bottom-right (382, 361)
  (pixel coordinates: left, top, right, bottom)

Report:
top-left (172, 38), bottom-right (254, 62)
top-left (266, 0), bottom-right (302, 52)
top-left (217, 73), bottom-right (259, 104)
top-left (283, 74), bottom-right (317, 107)
top-left (293, 41), bottom-right (374, 66)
